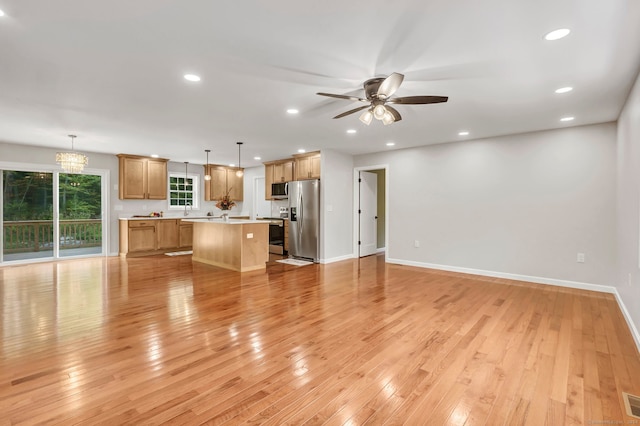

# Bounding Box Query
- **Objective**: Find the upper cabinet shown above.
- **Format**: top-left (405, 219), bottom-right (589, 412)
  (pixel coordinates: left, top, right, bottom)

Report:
top-left (272, 160), bottom-right (294, 183)
top-left (264, 158), bottom-right (294, 200)
top-left (204, 165), bottom-right (244, 202)
top-left (117, 154), bottom-right (169, 200)
top-left (293, 151), bottom-right (321, 180)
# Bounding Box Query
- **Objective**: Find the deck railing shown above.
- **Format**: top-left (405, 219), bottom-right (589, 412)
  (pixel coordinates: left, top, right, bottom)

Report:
top-left (3, 219), bottom-right (102, 254)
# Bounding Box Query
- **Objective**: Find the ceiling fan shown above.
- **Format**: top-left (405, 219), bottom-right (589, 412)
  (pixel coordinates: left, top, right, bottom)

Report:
top-left (317, 72), bottom-right (448, 125)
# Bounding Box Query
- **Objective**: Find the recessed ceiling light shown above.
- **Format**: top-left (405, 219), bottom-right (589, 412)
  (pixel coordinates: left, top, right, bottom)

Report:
top-left (386, 142), bottom-right (395, 146)
top-left (286, 109), bottom-right (299, 114)
top-left (458, 131), bottom-right (470, 136)
top-left (555, 86), bottom-right (573, 94)
top-left (346, 129), bottom-right (357, 134)
top-left (560, 116), bottom-right (575, 122)
top-left (150, 154), bottom-right (159, 158)
top-left (0, 9), bottom-right (5, 17)
top-left (229, 163), bottom-right (235, 167)
top-left (297, 149), bottom-right (306, 153)
top-left (184, 74), bottom-right (201, 82)
top-left (254, 156), bottom-right (261, 160)
top-left (544, 28), bottom-right (570, 41)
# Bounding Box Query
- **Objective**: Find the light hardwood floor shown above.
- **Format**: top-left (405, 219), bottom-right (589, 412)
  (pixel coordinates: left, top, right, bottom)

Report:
top-left (1, 254), bottom-right (639, 425)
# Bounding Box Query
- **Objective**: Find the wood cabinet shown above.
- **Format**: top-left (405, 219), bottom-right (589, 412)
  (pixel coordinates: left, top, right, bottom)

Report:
top-left (157, 219), bottom-right (179, 249)
top-left (264, 159), bottom-right (294, 200)
top-left (204, 165), bottom-right (244, 202)
top-left (179, 222), bottom-right (193, 248)
top-left (117, 154), bottom-right (169, 200)
top-left (226, 168), bottom-right (244, 202)
top-left (293, 151), bottom-right (321, 180)
top-left (125, 220), bottom-right (157, 253)
top-left (119, 218), bottom-right (194, 256)
top-left (284, 220), bottom-right (289, 253)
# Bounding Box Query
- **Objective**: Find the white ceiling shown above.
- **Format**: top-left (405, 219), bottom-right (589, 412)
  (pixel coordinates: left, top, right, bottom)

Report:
top-left (1, 0), bottom-right (639, 168)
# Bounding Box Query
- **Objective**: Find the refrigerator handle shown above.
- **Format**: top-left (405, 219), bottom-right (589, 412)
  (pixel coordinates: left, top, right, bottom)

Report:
top-left (299, 191), bottom-right (303, 236)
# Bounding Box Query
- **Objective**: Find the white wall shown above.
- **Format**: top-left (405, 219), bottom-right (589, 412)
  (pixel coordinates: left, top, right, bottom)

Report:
top-left (616, 70), bottom-right (640, 345)
top-left (354, 123), bottom-right (617, 288)
top-left (320, 149), bottom-right (355, 262)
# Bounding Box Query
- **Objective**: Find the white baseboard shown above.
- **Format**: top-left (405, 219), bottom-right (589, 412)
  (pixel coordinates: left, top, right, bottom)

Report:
top-left (386, 257), bottom-right (640, 353)
top-left (376, 247), bottom-right (386, 254)
top-left (319, 253), bottom-right (357, 264)
top-left (386, 258), bottom-right (616, 293)
top-left (612, 289), bottom-right (640, 353)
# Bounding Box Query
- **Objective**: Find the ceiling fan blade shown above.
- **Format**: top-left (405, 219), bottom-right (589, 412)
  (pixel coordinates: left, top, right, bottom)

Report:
top-left (376, 72), bottom-right (404, 99)
top-left (388, 95), bottom-right (448, 105)
top-left (333, 105), bottom-right (370, 119)
top-left (385, 105), bottom-right (402, 122)
top-left (317, 92), bottom-right (367, 102)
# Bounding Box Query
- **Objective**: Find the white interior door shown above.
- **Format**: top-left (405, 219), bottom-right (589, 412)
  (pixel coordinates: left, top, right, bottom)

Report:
top-left (359, 171), bottom-right (377, 257)
top-left (254, 177), bottom-right (271, 218)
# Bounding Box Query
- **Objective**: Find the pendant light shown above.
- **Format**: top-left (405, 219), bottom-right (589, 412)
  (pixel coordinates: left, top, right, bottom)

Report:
top-left (56, 134), bottom-right (88, 173)
top-left (235, 142), bottom-right (244, 177)
top-left (204, 149), bottom-right (211, 181)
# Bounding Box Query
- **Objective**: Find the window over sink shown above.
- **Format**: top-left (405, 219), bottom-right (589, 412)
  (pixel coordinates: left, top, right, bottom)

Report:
top-left (168, 173), bottom-right (199, 210)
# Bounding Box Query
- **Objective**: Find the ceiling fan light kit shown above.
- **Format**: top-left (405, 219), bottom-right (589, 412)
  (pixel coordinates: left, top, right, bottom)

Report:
top-left (317, 72), bottom-right (448, 126)
top-left (359, 109), bottom-right (373, 125)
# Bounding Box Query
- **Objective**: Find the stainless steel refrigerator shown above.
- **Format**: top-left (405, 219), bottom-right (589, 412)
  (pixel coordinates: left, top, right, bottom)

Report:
top-left (288, 179), bottom-right (320, 262)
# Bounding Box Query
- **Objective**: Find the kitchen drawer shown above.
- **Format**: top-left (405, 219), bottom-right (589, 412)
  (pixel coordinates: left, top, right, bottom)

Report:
top-left (129, 220), bottom-right (156, 228)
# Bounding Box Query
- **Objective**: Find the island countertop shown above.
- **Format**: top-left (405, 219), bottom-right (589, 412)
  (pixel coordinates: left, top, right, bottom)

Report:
top-left (181, 218), bottom-right (266, 224)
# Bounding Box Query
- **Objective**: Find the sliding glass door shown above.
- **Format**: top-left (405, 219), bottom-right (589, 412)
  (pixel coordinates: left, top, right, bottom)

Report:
top-left (2, 171), bottom-right (54, 261)
top-left (2, 167), bottom-right (105, 263)
top-left (58, 173), bottom-right (103, 258)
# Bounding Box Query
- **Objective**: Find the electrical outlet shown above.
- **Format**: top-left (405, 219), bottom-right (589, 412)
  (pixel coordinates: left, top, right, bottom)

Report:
top-left (629, 273), bottom-right (633, 286)
top-left (114, 205), bottom-right (123, 211)
top-left (142, 205), bottom-right (147, 210)
top-left (414, 240), bottom-right (420, 248)
top-left (247, 233), bottom-right (253, 239)
top-left (577, 253), bottom-right (585, 263)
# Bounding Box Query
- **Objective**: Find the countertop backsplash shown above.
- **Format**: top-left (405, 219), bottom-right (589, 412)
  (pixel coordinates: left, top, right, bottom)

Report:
top-left (115, 199), bottom-right (246, 219)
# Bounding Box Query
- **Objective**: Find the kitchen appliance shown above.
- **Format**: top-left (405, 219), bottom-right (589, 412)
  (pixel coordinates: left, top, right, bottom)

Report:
top-left (271, 182), bottom-right (288, 198)
top-left (267, 219), bottom-right (285, 255)
top-left (288, 179), bottom-right (320, 262)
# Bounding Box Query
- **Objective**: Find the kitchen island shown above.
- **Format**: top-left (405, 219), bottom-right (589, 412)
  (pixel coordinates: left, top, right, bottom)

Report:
top-left (182, 219), bottom-right (269, 272)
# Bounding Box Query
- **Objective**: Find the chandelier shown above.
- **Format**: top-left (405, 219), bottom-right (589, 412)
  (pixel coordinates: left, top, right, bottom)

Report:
top-left (56, 134), bottom-right (88, 173)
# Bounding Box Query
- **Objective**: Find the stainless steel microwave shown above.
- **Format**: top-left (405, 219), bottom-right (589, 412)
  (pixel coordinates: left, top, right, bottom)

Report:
top-left (271, 182), bottom-right (288, 198)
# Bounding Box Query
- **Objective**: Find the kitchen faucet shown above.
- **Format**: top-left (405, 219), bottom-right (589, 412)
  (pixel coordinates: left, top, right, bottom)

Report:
top-left (184, 202), bottom-right (192, 216)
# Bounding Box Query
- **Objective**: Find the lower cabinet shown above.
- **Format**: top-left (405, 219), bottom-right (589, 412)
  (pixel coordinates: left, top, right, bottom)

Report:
top-left (157, 219), bottom-right (179, 249)
top-left (119, 219), bottom-right (193, 256)
top-left (127, 221), bottom-right (157, 252)
top-left (179, 222), bottom-right (193, 248)
top-left (284, 220), bottom-right (289, 253)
